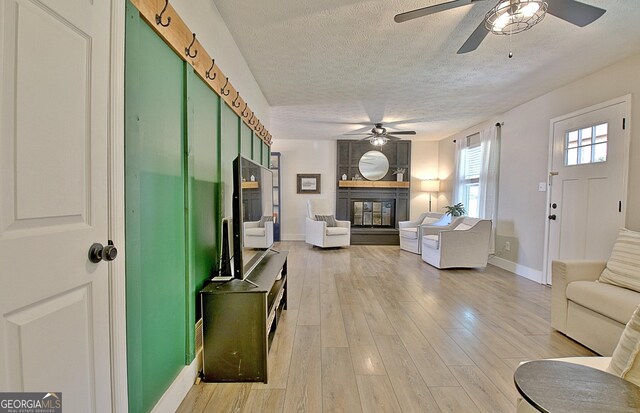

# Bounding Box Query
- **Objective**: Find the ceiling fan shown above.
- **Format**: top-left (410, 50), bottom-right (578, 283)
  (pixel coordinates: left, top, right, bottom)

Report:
top-left (395, 0), bottom-right (606, 54)
top-left (346, 123), bottom-right (417, 146)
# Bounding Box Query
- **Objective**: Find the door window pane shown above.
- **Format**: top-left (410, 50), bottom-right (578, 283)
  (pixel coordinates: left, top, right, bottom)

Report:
top-left (564, 122), bottom-right (607, 166)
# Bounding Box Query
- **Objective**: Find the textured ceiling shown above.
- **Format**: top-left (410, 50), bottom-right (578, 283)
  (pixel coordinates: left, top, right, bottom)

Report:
top-left (211, 0), bottom-right (640, 141)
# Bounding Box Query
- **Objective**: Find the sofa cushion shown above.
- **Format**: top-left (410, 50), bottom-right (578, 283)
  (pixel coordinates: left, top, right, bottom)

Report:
top-left (400, 228), bottom-right (418, 240)
top-left (245, 227), bottom-right (266, 237)
top-left (326, 227), bottom-right (348, 236)
top-left (607, 305), bottom-right (640, 387)
top-left (422, 234), bottom-right (439, 250)
top-left (566, 281), bottom-right (640, 325)
top-left (599, 228), bottom-right (640, 293)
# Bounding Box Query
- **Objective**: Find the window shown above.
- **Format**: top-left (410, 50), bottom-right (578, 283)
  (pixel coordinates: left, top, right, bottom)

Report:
top-left (460, 144), bottom-right (481, 218)
top-left (565, 123), bottom-right (608, 166)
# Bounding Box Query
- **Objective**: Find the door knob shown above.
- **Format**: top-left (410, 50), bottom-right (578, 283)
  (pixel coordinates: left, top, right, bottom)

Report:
top-left (88, 240), bottom-right (118, 263)
top-left (548, 214), bottom-right (557, 220)
top-left (103, 240), bottom-right (118, 262)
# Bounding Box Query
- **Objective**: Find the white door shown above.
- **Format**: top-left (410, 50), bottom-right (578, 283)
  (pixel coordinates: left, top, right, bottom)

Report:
top-left (544, 97), bottom-right (630, 284)
top-left (0, 0), bottom-right (113, 411)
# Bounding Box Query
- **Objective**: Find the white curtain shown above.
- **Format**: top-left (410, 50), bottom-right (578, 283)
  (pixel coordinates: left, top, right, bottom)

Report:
top-left (452, 137), bottom-right (468, 208)
top-left (478, 125), bottom-right (500, 253)
top-left (452, 125), bottom-right (500, 253)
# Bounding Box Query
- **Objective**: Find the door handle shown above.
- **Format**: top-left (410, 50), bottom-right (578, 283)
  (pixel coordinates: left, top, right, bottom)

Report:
top-left (88, 240), bottom-right (118, 263)
top-left (548, 214), bottom-right (557, 220)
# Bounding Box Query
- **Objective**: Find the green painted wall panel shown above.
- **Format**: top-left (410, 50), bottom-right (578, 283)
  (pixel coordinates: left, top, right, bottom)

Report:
top-left (252, 134), bottom-right (262, 164)
top-left (262, 142), bottom-right (270, 168)
top-left (240, 122), bottom-right (252, 159)
top-left (125, 4), bottom-right (186, 412)
top-left (185, 69), bottom-right (220, 360)
top-left (220, 104), bottom-right (240, 217)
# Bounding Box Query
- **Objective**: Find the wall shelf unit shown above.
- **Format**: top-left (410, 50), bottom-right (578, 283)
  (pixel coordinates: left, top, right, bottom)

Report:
top-left (270, 152), bottom-right (281, 241)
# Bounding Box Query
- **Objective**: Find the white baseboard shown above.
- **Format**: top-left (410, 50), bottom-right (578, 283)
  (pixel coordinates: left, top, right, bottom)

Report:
top-left (150, 351), bottom-right (202, 413)
top-left (489, 256), bottom-right (543, 284)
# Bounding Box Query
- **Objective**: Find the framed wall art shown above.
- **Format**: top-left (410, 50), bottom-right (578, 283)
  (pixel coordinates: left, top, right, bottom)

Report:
top-left (297, 174), bottom-right (321, 194)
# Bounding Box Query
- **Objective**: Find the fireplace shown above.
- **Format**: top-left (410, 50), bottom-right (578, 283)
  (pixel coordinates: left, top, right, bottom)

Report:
top-left (352, 200), bottom-right (395, 228)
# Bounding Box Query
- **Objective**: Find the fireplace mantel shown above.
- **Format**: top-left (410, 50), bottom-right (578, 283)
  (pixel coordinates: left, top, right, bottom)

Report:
top-left (338, 180), bottom-right (410, 188)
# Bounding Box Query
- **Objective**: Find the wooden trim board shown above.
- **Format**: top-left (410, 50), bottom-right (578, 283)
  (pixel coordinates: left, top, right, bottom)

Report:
top-left (130, 0), bottom-right (272, 145)
top-left (338, 181), bottom-right (410, 188)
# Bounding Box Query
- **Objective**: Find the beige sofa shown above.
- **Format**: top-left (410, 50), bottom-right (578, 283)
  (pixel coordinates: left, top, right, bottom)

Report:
top-left (551, 260), bottom-right (640, 355)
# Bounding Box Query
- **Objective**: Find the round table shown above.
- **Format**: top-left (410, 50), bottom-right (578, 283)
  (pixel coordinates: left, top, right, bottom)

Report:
top-left (514, 360), bottom-right (640, 412)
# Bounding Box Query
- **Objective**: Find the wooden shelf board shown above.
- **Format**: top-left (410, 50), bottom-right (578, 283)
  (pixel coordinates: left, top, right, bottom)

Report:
top-left (338, 180), bottom-right (410, 188)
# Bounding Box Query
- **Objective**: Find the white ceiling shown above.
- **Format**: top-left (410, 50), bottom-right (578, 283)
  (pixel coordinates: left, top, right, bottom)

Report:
top-left (211, 0), bottom-right (640, 141)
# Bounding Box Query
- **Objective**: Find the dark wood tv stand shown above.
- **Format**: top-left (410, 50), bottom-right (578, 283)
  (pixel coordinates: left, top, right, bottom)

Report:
top-left (200, 250), bottom-right (288, 382)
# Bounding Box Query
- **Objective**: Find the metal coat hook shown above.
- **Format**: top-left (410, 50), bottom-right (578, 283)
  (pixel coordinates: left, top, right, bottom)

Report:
top-left (232, 92), bottom-right (241, 108)
top-left (185, 33), bottom-right (198, 58)
top-left (256, 123), bottom-right (263, 133)
top-left (155, 0), bottom-right (171, 27)
top-left (221, 77), bottom-right (230, 96)
top-left (248, 112), bottom-right (255, 125)
top-left (205, 59), bottom-right (216, 80)
top-left (241, 103), bottom-right (249, 118)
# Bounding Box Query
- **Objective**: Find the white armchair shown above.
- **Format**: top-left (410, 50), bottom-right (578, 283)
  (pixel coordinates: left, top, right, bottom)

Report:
top-left (421, 217), bottom-right (491, 269)
top-left (243, 220), bottom-right (274, 249)
top-left (399, 212), bottom-right (446, 254)
top-left (305, 199), bottom-right (350, 248)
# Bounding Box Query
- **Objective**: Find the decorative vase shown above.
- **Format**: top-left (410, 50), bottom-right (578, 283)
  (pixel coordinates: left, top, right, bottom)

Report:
top-left (396, 173), bottom-right (403, 182)
top-left (342, 174), bottom-right (347, 181)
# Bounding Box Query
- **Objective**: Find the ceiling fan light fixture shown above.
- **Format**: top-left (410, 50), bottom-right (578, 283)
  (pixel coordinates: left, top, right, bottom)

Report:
top-left (370, 136), bottom-right (388, 146)
top-left (485, 0), bottom-right (548, 35)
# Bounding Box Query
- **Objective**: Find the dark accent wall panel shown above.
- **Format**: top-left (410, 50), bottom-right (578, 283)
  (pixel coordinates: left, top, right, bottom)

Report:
top-left (336, 140), bottom-right (411, 245)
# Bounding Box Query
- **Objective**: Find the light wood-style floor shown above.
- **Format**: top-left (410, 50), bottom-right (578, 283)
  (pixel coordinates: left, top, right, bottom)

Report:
top-left (177, 242), bottom-right (594, 412)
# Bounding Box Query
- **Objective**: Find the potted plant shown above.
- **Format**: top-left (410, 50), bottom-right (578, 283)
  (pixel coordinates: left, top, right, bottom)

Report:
top-left (392, 167), bottom-right (406, 182)
top-left (444, 202), bottom-right (466, 217)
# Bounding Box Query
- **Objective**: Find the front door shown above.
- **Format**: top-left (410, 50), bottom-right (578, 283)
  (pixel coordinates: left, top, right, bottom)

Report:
top-left (0, 0), bottom-right (113, 411)
top-left (544, 97), bottom-right (630, 284)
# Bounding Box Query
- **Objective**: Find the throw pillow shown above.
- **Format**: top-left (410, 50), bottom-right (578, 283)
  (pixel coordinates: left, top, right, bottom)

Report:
top-left (421, 216), bottom-right (440, 226)
top-left (315, 214), bottom-right (337, 227)
top-left (607, 304), bottom-right (640, 387)
top-left (454, 222), bottom-right (473, 231)
top-left (599, 228), bottom-right (640, 293)
top-left (258, 215), bottom-right (273, 228)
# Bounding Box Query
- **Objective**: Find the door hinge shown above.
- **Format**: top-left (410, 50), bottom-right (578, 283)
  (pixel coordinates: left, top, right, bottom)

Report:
top-left (623, 118), bottom-right (626, 130)
top-left (619, 201), bottom-right (623, 213)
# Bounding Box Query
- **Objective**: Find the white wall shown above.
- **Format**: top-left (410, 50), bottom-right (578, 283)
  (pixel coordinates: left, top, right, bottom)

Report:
top-left (410, 141), bottom-right (440, 219)
top-left (270, 139), bottom-right (337, 240)
top-left (171, 0), bottom-right (270, 126)
top-left (443, 52), bottom-right (640, 276)
top-left (438, 138), bottom-right (456, 210)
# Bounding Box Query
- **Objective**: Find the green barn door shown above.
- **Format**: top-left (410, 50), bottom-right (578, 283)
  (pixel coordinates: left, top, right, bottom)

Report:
top-left (125, 4), bottom-right (187, 412)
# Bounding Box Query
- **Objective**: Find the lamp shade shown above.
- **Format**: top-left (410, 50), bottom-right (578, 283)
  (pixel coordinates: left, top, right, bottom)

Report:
top-left (421, 179), bottom-right (440, 192)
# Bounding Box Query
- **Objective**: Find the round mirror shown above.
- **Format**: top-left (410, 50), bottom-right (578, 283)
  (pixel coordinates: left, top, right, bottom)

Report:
top-left (358, 150), bottom-right (389, 181)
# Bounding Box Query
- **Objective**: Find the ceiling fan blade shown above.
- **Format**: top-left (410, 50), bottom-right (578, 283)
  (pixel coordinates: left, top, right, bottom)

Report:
top-left (386, 135), bottom-right (402, 140)
top-left (344, 132), bottom-right (372, 135)
top-left (359, 135), bottom-right (374, 140)
top-left (395, 0), bottom-right (480, 23)
top-left (387, 131), bottom-right (416, 135)
top-left (457, 19), bottom-right (489, 54)
top-left (546, 0), bottom-right (606, 27)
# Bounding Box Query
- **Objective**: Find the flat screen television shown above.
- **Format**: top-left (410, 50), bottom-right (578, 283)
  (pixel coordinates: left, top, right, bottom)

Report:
top-left (232, 155), bottom-right (274, 280)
